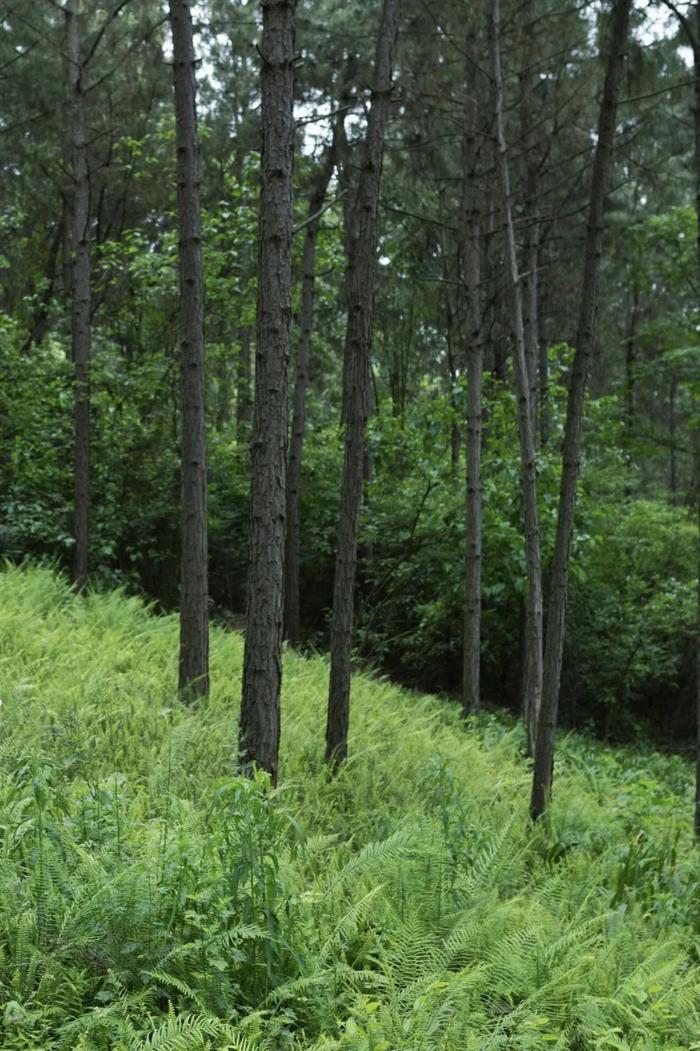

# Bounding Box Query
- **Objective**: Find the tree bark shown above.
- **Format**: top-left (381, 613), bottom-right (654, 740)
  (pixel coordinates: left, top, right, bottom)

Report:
top-left (461, 14), bottom-right (483, 716)
top-left (284, 121), bottom-right (342, 647)
top-left (169, 0), bottom-right (209, 700)
top-left (491, 0), bottom-right (543, 747)
top-left (325, 0), bottom-right (400, 767)
top-left (66, 0), bottom-right (91, 593)
top-left (531, 0), bottom-right (632, 821)
top-left (236, 326), bottom-right (253, 444)
top-left (519, 0), bottom-right (540, 432)
top-left (239, 0), bottom-right (295, 784)
top-left (690, 5), bottom-right (700, 837)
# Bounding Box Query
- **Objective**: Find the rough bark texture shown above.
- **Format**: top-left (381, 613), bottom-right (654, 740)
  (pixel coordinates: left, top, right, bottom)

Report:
top-left (169, 0), bottom-right (209, 699)
top-left (531, 0), bottom-right (632, 821)
top-left (284, 123), bottom-right (342, 646)
top-left (239, 0), bottom-right (295, 784)
top-left (66, 0), bottom-right (91, 593)
top-left (492, 0), bottom-right (543, 745)
top-left (461, 16), bottom-right (483, 717)
top-left (325, 0), bottom-right (400, 767)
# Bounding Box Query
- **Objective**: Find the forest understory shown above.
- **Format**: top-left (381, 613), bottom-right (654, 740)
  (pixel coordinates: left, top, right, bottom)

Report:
top-left (1, 565), bottom-right (700, 1050)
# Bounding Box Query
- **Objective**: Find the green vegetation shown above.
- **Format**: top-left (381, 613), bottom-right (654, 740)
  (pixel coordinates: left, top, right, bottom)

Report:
top-left (1, 564), bottom-right (699, 1049)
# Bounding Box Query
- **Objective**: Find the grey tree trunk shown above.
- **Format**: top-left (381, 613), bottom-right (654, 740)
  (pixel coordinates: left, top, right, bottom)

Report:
top-left (519, 0), bottom-right (540, 431)
top-left (239, 0), bottom-right (295, 784)
top-left (531, 0), bottom-right (632, 821)
top-left (235, 326), bottom-right (253, 444)
top-left (66, 0), bottom-right (91, 593)
top-left (325, 0), bottom-right (401, 767)
top-left (518, 0), bottom-right (542, 752)
top-left (461, 15), bottom-right (484, 717)
top-left (492, 0), bottom-right (543, 747)
top-left (169, 0), bottom-right (209, 700)
top-left (693, 4), bottom-right (700, 839)
top-left (284, 122), bottom-right (342, 647)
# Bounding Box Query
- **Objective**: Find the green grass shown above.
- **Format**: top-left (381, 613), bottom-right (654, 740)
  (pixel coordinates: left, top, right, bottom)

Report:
top-left (1, 563), bottom-right (700, 1049)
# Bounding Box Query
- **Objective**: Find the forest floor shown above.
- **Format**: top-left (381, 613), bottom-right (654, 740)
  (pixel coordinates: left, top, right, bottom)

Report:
top-left (1, 564), bottom-right (699, 1049)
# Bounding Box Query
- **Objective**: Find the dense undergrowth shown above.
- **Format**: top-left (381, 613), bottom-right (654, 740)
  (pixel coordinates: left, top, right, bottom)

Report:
top-left (1, 565), bottom-right (700, 1049)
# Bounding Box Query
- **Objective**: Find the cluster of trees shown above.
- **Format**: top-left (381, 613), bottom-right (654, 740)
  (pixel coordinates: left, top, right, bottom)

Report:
top-left (2, 0), bottom-right (700, 819)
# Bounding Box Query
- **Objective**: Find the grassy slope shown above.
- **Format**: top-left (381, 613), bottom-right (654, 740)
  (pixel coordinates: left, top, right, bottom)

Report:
top-left (0, 564), bottom-right (699, 1049)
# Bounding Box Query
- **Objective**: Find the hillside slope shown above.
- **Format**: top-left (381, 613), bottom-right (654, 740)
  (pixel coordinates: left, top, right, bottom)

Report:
top-left (0, 565), bottom-right (699, 1049)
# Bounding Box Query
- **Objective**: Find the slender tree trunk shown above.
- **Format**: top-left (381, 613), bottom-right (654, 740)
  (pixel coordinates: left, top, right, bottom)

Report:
top-left (519, 0), bottom-right (539, 431)
top-left (325, 0), bottom-right (400, 767)
top-left (531, 0), bottom-right (632, 820)
top-left (539, 332), bottom-right (549, 447)
top-left (236, 326), bottom-right (253, 443)
top-left (492, 0), bottom-right (543, 747)
top-left (462, 15), bottom-right (483, 716)
top-left (239, 0), bottom-right (295, 784)
top-left (518, 0), bottom-right (541, 747)
top-left (284, 126), bottom-right (340, 646)
top-left (66, 0), bottom-right (91, 593)
top-left (169, 0), bottom-right (209, 699)
top-left (692, 5), bottom-right (700, 838)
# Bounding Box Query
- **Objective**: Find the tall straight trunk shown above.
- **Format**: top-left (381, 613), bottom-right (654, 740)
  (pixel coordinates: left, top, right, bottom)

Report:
top-left (235, 326), bottom-right (253, 443)
top-left (519, 0), bottom-right (539, 430)
top-left (239, 0), bottom-right (295, 784)
top-left (461, 15), bottom-right (483, 716)
top-left (660, 0), bottom-right (700, 832)
top-left (531, 0), bottom-right (632, 820)
top-left (66, 0), bottom-right (91, 592)
top-left (539, 327), bottom-right (549, 446)
top-left (518, 0), bottom-right (541, 747)
top-left (169, 0), bottom-right (209, 699)
top-left (491, 0), bottom-right (543, 746)
top-left (325, 0), bottom-right (400, 766)
top-left (284, 126), bottom-right (340, 646)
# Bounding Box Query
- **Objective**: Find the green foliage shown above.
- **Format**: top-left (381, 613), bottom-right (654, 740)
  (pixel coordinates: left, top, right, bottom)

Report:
top-left (1, 565), bottom-right (700, 1048)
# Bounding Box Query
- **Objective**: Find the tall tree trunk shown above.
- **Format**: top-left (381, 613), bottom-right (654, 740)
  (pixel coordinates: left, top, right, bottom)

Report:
top-left (66, 0), bottom-right (91, 593)
top-left (235, 326), bottom-right (253, 443)
top-left (284, 124), bottom-right (341, 646)
top-left (519, 0), bottom-right (540, 431)
top-left (531, 0), bottom-right (632, 821)
top-left (491, 0), bottom-right (543, 747)
top-left (239, 0), bottom-right (295, 784)
top-left (169, 0), bottom-right (209, 699)
top-left (325, 0), bottom-right (400, 767)
top-left (461, 14), bottom-right (484, 716)
top-left (692, 3), bottom-right (700, 838)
